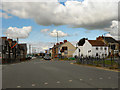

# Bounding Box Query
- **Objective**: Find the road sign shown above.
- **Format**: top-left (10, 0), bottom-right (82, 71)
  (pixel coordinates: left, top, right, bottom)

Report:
top-left (11, 43), bottom-right (18, 49)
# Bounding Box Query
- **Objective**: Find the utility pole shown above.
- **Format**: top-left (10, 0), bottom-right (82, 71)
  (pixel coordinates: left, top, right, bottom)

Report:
top-left (29, 44), bottom-right (31, 55)
top-left (57, 32), bottom-right (58, 43)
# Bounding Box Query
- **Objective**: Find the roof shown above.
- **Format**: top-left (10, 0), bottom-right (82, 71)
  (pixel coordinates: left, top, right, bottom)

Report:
top-left (102, 37), bottom-right (118, 43)
top-left (78, 38), bottom-right (86, 46)
top-left (88, 40), bottom-right (106, 46)
top-left (117, 41), bottom-right (120, 44)
top-left (54, 43), bottom-right (64, 48)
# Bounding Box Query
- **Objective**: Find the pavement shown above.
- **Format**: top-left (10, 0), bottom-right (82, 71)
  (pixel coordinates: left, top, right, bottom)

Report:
top-left (1, 58), bottom-right (119, 89)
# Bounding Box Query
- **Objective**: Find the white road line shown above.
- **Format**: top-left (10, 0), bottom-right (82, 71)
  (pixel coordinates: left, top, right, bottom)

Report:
top-left (99, 77), bottom-right (103, 80)
top-left (80, 79), bottom-right (83, 81)
top-left (69, 80), bottom-right (72, 82)
top-left (32, 84), bottom-right (36, 86)
top-left (108, 77), bottom-right (111, 79)
top-left (17, 86), bottom-right (21, 88)
top-left (44, 82), bottom-right (48, 85)
top-left (56, 81), bottom-right (60, 84)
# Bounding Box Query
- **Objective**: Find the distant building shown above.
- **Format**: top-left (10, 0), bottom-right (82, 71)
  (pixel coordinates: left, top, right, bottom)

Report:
top-left (73, 38), bottom-right (108, 58)
top-left (96, 36), bottom-right (119, 56)
top-left (18, 44), bottom-right (27, 61)
top-left (0, 37), bottom-right (27, 63)
top-left (52, 40), bottom-right (76, 58)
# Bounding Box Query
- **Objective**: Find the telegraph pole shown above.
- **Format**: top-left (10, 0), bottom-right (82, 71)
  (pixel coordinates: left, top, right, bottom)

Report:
top-left (57, 32), bottom-right (58, 43)
top-left (29, 44), bottom-right (31, 55)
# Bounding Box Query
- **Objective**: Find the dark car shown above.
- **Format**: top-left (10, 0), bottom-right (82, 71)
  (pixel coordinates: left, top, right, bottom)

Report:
top-left (44, 54), bottom-right (51, 60)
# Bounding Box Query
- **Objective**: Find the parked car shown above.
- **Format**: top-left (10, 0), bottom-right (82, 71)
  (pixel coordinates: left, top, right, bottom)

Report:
top-left (44, 54), bottom-right (51, 60)
top-left (26, 55), bottom-right (32, 60)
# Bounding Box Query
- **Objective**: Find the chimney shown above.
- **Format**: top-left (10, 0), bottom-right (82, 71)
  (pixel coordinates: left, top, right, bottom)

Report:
top-left (102, 35), bottom-right (103, 38)
top-left (64, 40), bottom-right (67, 43)
top-left (8, 39), bottom-right (12, 41)
top-left (56, 43), bottom-right (59, 45)
top-left (2, 37), bottom-right (7, 40)
top-left (60, 42), bottom-right (63, 44)
top-left (85, 38), bottom-right (88, 40)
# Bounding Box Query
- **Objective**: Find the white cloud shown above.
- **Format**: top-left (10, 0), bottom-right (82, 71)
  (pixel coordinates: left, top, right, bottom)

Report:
top-left (6, 26), bottom-right (32, 39)
top-left (0, 12), bottom-right (12, 19)
top-left (104, 20), bottom-right (120, 40)
top-left (2, 0), bottom-right (119, 30)
top-left (49, 29), bottom-right (68, 37)
top-left (41, 29), bottom-right (50, 33)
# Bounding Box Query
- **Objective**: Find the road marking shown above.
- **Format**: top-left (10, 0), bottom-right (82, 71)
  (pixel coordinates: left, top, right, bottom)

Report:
top-left (32, 84), bottom-right (36, 86)
top-left (17, 86), bottom-right (21, 88)
top-left (80, 79), bottom-right (83, 81)
top-left (56, 81), bottom-right (60, 84)
top-left (99, 77), bottom-right (103, 80)
top-left (108, 77), bottom-right (111, 79)
top-left (44, 82), bottom-right (48, 85)
top-left (69, 80), bottom-right (72, 82)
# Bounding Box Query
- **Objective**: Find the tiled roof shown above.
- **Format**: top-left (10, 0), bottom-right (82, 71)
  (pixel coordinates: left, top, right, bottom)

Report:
top-left (88, 40), bottom-right (106, 46)
top-left (103, 37), bottom-right (118, 43)
top-left (54, 43), bottom-right (64, 48)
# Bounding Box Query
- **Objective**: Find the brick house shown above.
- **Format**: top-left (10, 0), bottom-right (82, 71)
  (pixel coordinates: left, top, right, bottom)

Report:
top-left (52, 40), bottom-right (76, 58)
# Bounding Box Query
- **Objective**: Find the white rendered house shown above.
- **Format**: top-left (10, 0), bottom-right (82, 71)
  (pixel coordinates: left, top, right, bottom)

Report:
top-left (73, 40), bottom-right (108, 58)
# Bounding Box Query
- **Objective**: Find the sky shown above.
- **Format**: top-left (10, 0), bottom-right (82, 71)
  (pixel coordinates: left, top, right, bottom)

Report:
top-left (0, 0), bottom-right (119, 53)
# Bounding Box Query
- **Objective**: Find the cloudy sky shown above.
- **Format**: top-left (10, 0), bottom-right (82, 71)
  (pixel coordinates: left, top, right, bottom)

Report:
top-left (0, 0), bottom-right (119, 53)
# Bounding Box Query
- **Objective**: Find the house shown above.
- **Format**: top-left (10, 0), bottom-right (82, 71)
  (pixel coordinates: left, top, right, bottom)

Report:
top-left (73, 38), bottom-right (108, 58)
top-left (18, 44), bottom-right (27, 61)
top-left (96, 36), bottom-right (119, 56)
top-left (52, 40), bottom-right (76, 58)
top-left (117, 40), bottom-right (120, 53)
top-left (0, 37), bottom-right (27, 63)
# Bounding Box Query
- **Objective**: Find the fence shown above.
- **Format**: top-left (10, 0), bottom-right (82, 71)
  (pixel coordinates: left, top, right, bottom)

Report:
top-left (76, 56), bottom-right (120, 69)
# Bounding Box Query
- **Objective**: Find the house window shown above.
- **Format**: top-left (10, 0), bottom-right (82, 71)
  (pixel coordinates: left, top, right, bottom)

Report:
top-left (96, 47), bottom-right (98, 50)
top-left (104, 47), bottom-right (107, 50)
top-left (62, 47), bottom-right (68, 54)
top-left (100, 47), bottom-right (103, 50)
top-left (96, 53), bottom-right (98, 56)
top-left (62, 47), bottom-right (68, 51)
top-left (102, 54), bottom-right (104, 56)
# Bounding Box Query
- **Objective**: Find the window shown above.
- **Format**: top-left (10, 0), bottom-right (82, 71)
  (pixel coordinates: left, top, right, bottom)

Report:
top-left (104, 47), bottom-right (107, 50)
top-left (96, 53), bottom-right (98, 56)
top-left (62, 47), bottom-right (67, 51)
top-left (100, 47), bottom-right (103, 50)
top-left (96, 47), bottom-right (98, 50)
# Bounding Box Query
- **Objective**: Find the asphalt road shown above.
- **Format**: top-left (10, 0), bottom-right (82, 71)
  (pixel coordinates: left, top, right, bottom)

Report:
top-left (2, 58), bottom-right (119, 88)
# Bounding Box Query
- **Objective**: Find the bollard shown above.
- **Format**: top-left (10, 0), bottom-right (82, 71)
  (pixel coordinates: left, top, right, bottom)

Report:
top-left (103, 57), bottom-right (105, 67)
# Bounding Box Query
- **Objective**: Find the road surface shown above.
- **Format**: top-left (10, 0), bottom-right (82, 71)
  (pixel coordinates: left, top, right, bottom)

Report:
top-left (2, 58), bottom-right (119, 89)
